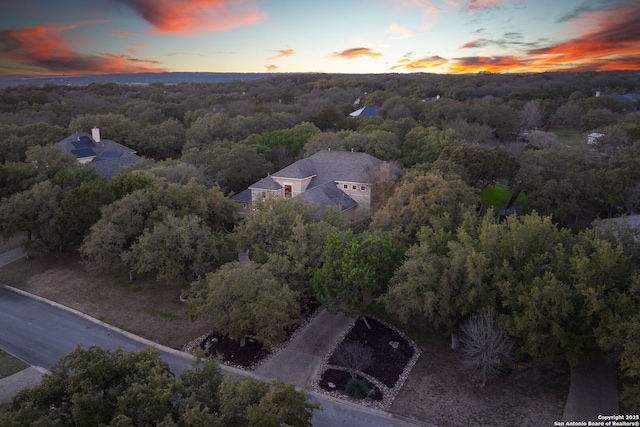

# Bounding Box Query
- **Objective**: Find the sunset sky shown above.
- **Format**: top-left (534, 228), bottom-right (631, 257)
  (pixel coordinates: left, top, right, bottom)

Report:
top-left (0, 0), bottom-right (639, 75)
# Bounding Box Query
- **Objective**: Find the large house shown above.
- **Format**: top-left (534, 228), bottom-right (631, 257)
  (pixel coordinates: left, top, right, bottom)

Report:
top-left (55, 128), bottom-right (142, 181)
top-left (233, 150), bottom-right (396, 213)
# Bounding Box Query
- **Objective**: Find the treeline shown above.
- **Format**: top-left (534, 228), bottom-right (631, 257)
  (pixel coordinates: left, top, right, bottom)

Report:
top-left (1, 71), bottom-right (640, 411)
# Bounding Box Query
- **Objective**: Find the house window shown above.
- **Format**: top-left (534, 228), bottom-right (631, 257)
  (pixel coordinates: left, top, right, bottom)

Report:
top-left (360, 185), bottom-right (366, 191)
top-left (284, 185), bottom-right (292, 198)
top-left (343, 184), bottom-right (348, 189)
top-left (352, 185), bottom-right (357, 190)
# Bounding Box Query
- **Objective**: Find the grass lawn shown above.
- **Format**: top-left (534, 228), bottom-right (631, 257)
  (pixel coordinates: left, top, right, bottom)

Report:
top-left (0, 349), bottom-right (28, 379)
top-left (553, 129), bottom-right (586, 150)
top-left (481, 186), bottom-right (511, 207)
top-left (0, 252), bottom-right (211, 349)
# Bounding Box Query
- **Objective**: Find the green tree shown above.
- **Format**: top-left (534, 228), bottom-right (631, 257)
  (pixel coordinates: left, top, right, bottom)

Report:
top-left (110, 170), bottom-right (156, 198)
top-left (188, 262), bottom-right (300, 348)
top-left (122, 213), bottom-right (233, 283)
top-left (219, 376), bottom-right (317, 427)
top-left (401, 126), bottom-right (464, 167)
top-left (0, 346), bottom-right (317, 426)
top-left (438, 144), bottom-right (519, 189)
top-left (182, 144), bottom-right (272, 194)
top-left (371, 169), bottom-right (479, 244)
top-left (0, 180), bottom-right (63, 254)
top-left (233, 196), bottom-right (318, 263)
top-left (56, 178), bottom-right (115, 248)
top-left (344, 129), bottom-right (401, 161)
top-left (80, 179), bottom-right (236, 276)
top-left (311, 230), bottom-right (405, 327)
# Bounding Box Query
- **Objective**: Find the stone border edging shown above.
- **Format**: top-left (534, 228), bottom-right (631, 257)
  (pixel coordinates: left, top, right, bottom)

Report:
top-left (310, 315), bottom-right (422, 411)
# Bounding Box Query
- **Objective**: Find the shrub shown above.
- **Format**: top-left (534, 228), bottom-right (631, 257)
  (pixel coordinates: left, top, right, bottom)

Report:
top-left (345, 378), bottom-right (370, 399)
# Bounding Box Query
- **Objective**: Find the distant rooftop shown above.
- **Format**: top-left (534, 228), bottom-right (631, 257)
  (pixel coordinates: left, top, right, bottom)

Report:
top-left (56, 132), bottom-right (142, 181)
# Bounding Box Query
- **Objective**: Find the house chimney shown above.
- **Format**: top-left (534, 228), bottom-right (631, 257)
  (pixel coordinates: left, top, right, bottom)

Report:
top-left (92, 127), bottom-right (101, 142)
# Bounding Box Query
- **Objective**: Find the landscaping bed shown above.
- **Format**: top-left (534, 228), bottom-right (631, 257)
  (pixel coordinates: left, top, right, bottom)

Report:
top-left (313, 316), bottom-right (421, 410)
top-left (187, 298), bottom-right (321, 370)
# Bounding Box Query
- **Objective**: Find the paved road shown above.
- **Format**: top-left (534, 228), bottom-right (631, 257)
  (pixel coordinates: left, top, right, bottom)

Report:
top-left (0, 286), bottom-right (423, 427)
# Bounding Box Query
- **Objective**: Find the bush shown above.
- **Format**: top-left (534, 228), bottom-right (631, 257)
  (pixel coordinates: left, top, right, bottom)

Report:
top-left (345, 378), bottom-right (370, 399)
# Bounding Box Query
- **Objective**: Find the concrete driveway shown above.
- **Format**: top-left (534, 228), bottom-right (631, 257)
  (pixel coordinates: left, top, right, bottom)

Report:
top-left (253, 309), bottom-right (353, 387)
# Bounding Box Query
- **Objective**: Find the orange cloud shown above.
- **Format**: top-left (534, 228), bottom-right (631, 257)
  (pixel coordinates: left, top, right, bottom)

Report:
top-left (264, 48), bottom-right (295, 61)
top-left (330, 48), bottom-right (383, 59)
top-left (391, 55), bottom-right (447, 70)
top-left (121, 0), bottom-right (267, 33)
top-left (0, 24), bottom-right (164, 75)
top-left (528, 2), bottom-right (640, 72)
top-left (448, 55), bottom-right (527, 73)
top-left (265, 64), bottom-right (278, 71)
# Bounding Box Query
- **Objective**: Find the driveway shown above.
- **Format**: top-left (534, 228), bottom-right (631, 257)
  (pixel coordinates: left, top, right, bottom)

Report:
top-left (0, 285), bottom-right (423, 426)
top-left (254, 309), bottom-right (352, 387)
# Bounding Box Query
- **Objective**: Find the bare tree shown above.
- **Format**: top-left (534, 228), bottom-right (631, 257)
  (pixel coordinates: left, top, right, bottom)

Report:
top-left (527, 130), bottom-right (561, 150)
top-left (520, 100), bottom-right (545, 132)
top-left (332, 341), bottom-right (374, 379)
top-left (460, 308), bottom-right (514, 387)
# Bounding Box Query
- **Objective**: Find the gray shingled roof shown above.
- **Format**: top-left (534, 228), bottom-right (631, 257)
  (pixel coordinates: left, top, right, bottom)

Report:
top-left (242, 150), bottom-right (385, 211)
top-left (249, 175), bottom-right (282, 191)
top-left (299, 182), bottom-right (358, 212)
top-left (56, 132), bottom-right (142, 181)
top-left (273, 150), bottom-right (384, 186)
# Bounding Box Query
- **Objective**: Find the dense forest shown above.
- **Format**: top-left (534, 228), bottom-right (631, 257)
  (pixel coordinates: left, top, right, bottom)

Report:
top-left (1, 71), bottom-right (639, 412)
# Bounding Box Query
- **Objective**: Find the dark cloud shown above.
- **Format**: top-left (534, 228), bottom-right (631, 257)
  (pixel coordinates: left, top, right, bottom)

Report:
top-left (555, 0), bottom-right (632, 23)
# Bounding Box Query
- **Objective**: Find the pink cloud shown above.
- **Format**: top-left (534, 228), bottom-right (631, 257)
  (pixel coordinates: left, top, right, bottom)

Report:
top-left (0, 24), bottom-right (164, 75)
top-left (329, 47), bottom-right (383, 59)
top-left (528, 2), bottom-right (640, 72)
top-left (386, 23), bottom-right (415, 39)
top-left (120, 0), bottom-right (267, 33)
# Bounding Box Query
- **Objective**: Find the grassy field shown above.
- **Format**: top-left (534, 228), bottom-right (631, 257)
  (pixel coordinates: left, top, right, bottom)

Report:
top-left (553, 129), bottom-right (586, 149)
top-left (0, 252), bottom-right (211, 349)
top-left (0, 349), bottom-right (27, 379)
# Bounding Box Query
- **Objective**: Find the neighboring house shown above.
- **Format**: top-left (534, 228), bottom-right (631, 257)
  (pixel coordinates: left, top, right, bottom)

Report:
top-left (597, 92), bottom-right (640, 109)
top-left (349, 106), bottom-right (380, 117)
top-left (594, 215), bottom-right (640, 242)
top-left (232, 150), bottom-right (396, 213)
top-left (587, 132), bottom-right (605, 145)
top-left (55, 128), bottom-right (143, 181)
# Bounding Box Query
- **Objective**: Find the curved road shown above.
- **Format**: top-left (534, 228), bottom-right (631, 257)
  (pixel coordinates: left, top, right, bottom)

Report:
top-left (0, 286), bottom-right (424, 427)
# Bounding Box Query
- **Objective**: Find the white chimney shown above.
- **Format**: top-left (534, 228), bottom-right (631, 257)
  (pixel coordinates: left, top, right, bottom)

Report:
top-left (92, 127), bottom-right (101, 142)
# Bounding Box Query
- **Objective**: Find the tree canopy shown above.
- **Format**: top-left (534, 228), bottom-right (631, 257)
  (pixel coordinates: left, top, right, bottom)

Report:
top-left (0, 345), bottom-right (317, 426)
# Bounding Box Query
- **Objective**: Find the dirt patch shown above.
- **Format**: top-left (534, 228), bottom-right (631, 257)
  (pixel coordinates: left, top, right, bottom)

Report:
top-left (389, 327), bottom-right (570, 427)
top-left (0, 253), bottom-right (211, 349)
